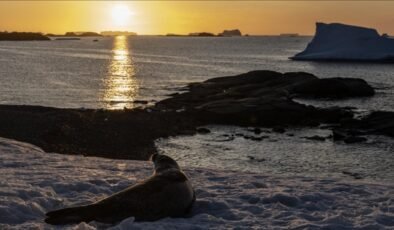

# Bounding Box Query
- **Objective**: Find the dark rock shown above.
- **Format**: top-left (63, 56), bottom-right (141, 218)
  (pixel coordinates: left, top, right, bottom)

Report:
top-left (0, 70), bottom-right (385, 161)
top-left (134, 100), bottom-right (149, 104)
top-left (0, 105), bottom-right (198, 160)
top-left (156, 70), bottom-right (356, 128)
top-left (347, 111), bottom-right (394, 137)
top-left (65, 31), bottom-right (102, 37)
top-left (235, 133), bottom-right (244, 137)
top-left (291, 78), bottom-right (375, 98)
top-left (196, 127), bottom-right (211, 134)
top-left (0, 32), bottom-right (50, 41)
top-left (344, 136), bottom-right (367, 144)
top-left (188, 32), bottom-right (215, 37)
top-left (218, 29), bottom-right (242, 37)
top-left (333, 111), bottom-right (394, 142)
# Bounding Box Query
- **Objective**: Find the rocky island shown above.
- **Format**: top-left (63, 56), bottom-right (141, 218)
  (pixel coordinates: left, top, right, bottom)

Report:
top-left (0, 32), bottom-right (50, 41)
top-left (0, 70), bottom-right (392, 160)
top-left (219, 29), bottom-right (242, 36)
top-left (291, 22), bottom-right (394, 62)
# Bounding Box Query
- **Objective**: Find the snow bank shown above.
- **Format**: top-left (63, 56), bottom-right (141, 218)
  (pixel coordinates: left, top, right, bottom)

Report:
top-left (292, 22), bottom-right (394, 61)
top-left (0, 137), bottom-right (393, 229)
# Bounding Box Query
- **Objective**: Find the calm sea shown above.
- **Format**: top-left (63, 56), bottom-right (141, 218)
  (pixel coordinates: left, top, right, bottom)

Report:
top-left (0, 36), bottom-right (393, 181)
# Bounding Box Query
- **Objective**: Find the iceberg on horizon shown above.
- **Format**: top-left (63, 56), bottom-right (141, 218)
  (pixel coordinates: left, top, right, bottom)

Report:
top-left (291, 22), bottom-right (394, 62)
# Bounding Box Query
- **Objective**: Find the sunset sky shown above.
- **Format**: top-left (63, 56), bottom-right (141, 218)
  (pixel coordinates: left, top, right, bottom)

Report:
top-left (0, 1), bottom-right (393, 35)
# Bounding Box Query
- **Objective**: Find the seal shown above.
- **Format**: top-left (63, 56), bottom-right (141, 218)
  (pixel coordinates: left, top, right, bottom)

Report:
top-left (45, 154), bottom-right (196, 225)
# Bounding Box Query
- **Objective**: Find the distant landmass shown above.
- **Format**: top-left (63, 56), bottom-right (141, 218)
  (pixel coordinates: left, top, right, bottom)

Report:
top-left (0, 32), bottom-right (50, 41)
top-left (280, 33), bottom-right (299, 37)
top-left (101, 31), bottom-right (137, 36)
top-left (64, 32), bottom-right (102, 37)
top-left (188, 32), bottom-right (215, 37)
top-left (54, 38), bottom-right (81, 41)
top-left (291, 22), bottom-right (394, 62)
top-left (46, 32), bottom-right (102, 37)
top-left (167, 29), bottom-right (243, 37)
top-left (218, 29), bottom-right (242, 37)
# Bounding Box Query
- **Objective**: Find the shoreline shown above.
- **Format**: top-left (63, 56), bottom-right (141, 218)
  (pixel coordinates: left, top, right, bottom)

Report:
top-left (1, 137), bottom-right (393, 229)
top-left (0, 70), bottom-right (393, 160)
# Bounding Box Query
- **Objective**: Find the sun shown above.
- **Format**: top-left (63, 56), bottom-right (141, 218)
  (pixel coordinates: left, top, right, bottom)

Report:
top-left (111, 4), bottom-right (132, 26)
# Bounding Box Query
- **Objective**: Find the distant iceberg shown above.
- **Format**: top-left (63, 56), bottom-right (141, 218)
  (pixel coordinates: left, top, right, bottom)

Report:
top-left (291, 22), bottom-right (394, 62)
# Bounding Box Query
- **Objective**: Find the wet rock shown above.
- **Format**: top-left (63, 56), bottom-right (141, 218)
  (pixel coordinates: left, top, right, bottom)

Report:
top-left (291, 77), bottom-right (375, 98)
top-left (345, 111), bottom-right (394, 137)
top-left (0, 70), bottom-right (385, 161)
top-left (133, 100), bottom-right (148, 104)
top-left (156, 70), bottom-right (357, 127)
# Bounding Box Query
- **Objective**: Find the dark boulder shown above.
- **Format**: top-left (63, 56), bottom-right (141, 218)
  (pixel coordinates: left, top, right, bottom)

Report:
top-left (335, 111), bottom-right (394, 138)
top-left (291, 78), bottom-right (375, 98)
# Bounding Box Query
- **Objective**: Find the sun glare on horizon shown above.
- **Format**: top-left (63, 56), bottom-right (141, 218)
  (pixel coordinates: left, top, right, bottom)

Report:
top-left (111, 4), bottom-right (132, 27)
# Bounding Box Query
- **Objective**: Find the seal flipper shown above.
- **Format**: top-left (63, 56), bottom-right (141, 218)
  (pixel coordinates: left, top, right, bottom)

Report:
top-left (45, 205), bottom-right (95, 225)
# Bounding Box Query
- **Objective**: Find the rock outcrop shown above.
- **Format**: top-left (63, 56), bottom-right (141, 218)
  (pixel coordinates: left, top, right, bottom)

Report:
top-left (219, 29), bottom-right (242, 37)
top-left (156, 70), bottom-right (374, 126)
top-left (0, 32), bottom-right (50, 41)
top-left (337, 111), bottom-right (394, 138)
top-left (0, 70), bottom-right (388, 160)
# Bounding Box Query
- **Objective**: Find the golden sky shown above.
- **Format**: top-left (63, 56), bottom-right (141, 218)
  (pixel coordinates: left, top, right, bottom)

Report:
top-left (0, 1), bottom-right (393, 35)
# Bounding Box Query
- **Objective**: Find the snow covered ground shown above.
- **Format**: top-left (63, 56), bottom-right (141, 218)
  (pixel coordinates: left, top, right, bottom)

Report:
top-left (0, 137), bottom-right (393, 229)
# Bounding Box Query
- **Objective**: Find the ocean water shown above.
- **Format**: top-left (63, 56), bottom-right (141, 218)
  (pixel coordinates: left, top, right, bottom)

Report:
top-left (0, 36), bottom-right (393, 181)
top-left (0, 36), bottom-right (393, 110)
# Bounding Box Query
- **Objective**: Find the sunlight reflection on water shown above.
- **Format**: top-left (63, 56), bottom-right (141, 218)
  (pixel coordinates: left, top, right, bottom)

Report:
top-left (103, 36), bottom-right (138, 109)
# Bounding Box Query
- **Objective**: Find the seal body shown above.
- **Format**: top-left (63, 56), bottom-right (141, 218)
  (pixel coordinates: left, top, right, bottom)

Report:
top-left (45, 154), bottom-right (195, 225)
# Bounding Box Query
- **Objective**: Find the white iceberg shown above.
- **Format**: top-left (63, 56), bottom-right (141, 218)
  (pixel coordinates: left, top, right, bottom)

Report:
top-left (0, 137), bottom-right (393, 229)
top-left (291, 22), bottom-right (394, 62)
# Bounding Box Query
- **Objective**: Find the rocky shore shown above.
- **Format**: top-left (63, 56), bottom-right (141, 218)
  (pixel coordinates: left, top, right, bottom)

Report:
top-left (0, 70), bottom-right (391, 160)
top-left (0, 32), bottom-right (50, 41)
